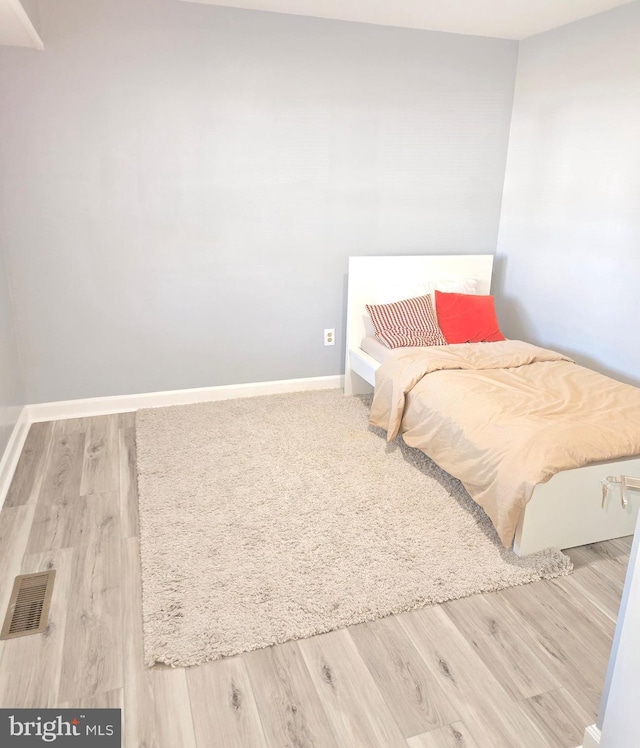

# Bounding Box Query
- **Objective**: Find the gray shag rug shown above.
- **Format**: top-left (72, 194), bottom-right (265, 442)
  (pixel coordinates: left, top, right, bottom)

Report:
top-left (135, 389), bottom-right (571, 667)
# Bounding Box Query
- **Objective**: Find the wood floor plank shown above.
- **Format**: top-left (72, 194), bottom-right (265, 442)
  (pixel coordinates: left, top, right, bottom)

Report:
top-left (244, 639), bottom-right (340, 748)
top-left (566, 538), bottom-right (632, 570)
top-left (54, 417), bottom-right (92, 435)
top-left (119, 427), bottom-right (139, 539)
top-left (519, 688), bottom-right (593, 748)
top-left (140, 668), bottom-right (197, 748)
top-left (187, 657), bottom-right (268, 748)
top-left (118, 412), bottom-right (136, 430)
top-left (57, 491), bottom-right (123, 703)
top-left (567, 540), bottom-right (630, 580)
top-left (0, 504), bottom-right (36, 617)
top-left (0, 548), bottom-right (74, 708)
top-left (4, 422), bottom-right (53, 507)
top-left (441, 591), bottom-right (562, 700)
top-left (80, 416), bottom-right (119, 496)
top-left (122, 538), bottom-right (195, 748)
top-left (61, 688), bottom-right (123, 709)
top-left (0, 504), bottom-right (37, 669)
top-left (397, 606), bottom-right (551, 747)
top-left (555, 565), bottom-right (624, 623)
top-left (33, 430), bottom-right (85, 507)
top-left (349, 616), bottom-right (459, 737)
top-left (609, 536), bottom-right (633, 554)
top-left (496, 579), bottom-right (614, 716)
top-left (26, 430), bottom-right (86, 555)
top-left (27, 494), bottom-right (85, 555)
top-left (407, 721), bottom-right (480, 748)
top-left (298, 628), bottom-right (407, 748)
top-left (122, 538), bottom-right (197, 748)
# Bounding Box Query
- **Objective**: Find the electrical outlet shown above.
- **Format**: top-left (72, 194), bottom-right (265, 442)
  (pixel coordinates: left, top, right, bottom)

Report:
top-left (324, 328), bottom-right (335, 346)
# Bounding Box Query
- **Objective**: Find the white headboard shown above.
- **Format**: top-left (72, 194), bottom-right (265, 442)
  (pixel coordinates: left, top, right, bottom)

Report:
top-left (345, 254), bottom-right (494, 356)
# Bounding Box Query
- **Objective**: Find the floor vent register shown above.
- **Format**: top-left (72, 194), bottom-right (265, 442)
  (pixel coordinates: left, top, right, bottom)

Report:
top-left (0, 570), bottom-right (56, 640)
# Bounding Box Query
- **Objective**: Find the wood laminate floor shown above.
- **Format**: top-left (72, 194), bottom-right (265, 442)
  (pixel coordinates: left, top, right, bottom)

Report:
top-left (0, 415), bottom-right (630, 747)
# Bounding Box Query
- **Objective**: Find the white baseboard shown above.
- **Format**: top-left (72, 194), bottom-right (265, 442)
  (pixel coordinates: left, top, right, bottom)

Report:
top-left (581, 724), bottom-right (601, 747)
top-left (27, 374), bottom-right (344, 422)
top-left (0, 407), bottom-right (30, 509)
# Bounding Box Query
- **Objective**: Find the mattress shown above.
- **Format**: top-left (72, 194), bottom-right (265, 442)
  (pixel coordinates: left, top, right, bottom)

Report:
top-left (360, 337), bottom-right (427, 364)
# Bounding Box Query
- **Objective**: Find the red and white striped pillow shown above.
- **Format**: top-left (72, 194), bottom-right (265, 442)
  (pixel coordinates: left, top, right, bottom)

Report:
top-left (365, 294), bottom-right (446, 349)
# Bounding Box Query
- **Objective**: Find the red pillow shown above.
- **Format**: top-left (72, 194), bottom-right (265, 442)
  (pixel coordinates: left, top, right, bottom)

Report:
top-left (435, 291), bottom-right (505, 344)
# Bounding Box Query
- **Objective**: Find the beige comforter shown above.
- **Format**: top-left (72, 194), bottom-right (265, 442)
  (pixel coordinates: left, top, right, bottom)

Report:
top-left (369, 340), bottom-right (640, 547)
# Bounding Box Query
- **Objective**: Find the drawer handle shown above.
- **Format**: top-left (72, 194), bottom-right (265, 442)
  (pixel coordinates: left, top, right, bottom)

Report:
top-left (601, 475), bottom-right (640, 509)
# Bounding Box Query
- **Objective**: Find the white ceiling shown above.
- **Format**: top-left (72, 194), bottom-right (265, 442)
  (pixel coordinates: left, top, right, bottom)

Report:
top-left (0, 0), bottom-right (634, 50)
top-left (180, 0), bottom-right (634, 40)
top-left (0, 0), bottom-right (42, 49)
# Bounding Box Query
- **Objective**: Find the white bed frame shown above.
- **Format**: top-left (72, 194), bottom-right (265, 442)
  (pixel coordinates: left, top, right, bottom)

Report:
top-left (344, 255), bottom-right (640, 556)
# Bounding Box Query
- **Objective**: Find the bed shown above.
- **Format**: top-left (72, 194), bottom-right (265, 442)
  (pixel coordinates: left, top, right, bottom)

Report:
top-left (344, 255), bottom-right (640, 556)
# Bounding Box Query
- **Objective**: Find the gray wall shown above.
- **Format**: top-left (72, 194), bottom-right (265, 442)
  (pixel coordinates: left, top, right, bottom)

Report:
top-left (0, 242), bottom-right (25, 455)
top-left (495, 1), bottom-right (640, 385)
top-left (0, 0), bottom-right (517, 403)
